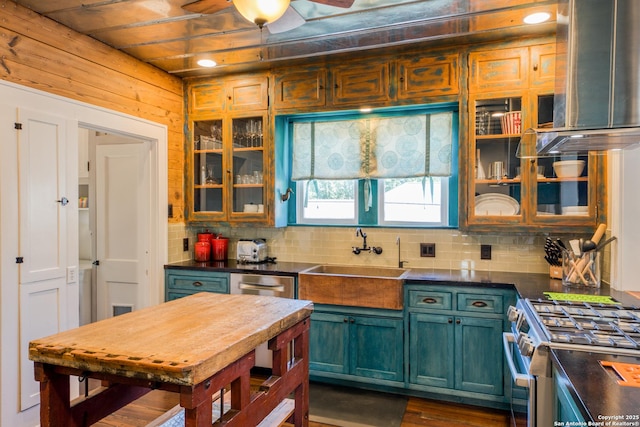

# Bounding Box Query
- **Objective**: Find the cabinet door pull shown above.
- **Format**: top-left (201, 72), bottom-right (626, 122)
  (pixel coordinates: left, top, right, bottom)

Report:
top-left (192, 281), bottom-right (203, 287)
top-left (422, 297), bottom-right (437, 304)
top-left (472, 301), bottom-right (488, 308)
top-left (448, 318), bottom-right (453, 324)
top-left (456, 318), bottom-right (461, 324)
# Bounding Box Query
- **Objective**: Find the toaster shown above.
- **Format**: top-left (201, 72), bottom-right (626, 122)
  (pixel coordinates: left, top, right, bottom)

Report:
top-left (236, 239), bottom-right (268, 263)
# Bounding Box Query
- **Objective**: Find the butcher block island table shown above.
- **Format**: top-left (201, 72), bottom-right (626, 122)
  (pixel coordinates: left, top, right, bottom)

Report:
top-left (29, 293), bottom-right (314, 427)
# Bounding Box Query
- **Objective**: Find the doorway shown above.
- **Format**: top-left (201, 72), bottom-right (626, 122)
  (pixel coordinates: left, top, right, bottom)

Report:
top-left (78, 128), bottom-right (156, 323)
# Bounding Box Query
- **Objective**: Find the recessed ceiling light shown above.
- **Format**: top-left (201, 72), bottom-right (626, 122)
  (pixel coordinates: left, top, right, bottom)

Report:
top-left (524, 12), bottom-right (551, 24)
top-left (197, 59), bottom-right (217, 68)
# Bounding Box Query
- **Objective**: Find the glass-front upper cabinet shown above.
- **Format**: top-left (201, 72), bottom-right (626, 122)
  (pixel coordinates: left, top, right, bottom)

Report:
top-left (467, 90), bottom-right (604, 231)
top-left (193, 119), bottom-right (224, 215)
top-left (529, 91), bottom-right (600, 226)
top-left (189, 113), bottom-right (267, 222)
top-left (470, 93), bottom-right (524, 223)
top-left (230, 116), bottom-right (265, 216)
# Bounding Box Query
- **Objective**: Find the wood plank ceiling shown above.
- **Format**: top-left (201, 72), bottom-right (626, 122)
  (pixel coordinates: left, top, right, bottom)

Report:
top-left (12, 0), bottom-right (557, 78)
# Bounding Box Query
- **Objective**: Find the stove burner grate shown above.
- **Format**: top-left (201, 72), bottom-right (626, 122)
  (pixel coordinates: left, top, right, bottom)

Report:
top-left (529, 299), bottom-right (640, 352)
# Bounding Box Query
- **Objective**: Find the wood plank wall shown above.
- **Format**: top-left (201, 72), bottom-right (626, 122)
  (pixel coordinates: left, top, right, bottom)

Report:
top-left (0, 1), bottom-right (185, 222)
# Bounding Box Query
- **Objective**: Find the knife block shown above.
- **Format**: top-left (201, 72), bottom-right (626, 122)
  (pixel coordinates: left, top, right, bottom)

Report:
top-left (549, 265), bottom-right (562, 279)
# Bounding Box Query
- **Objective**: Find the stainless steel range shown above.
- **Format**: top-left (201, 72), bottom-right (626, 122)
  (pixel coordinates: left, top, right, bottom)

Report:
top-left (503, 298), bottom-right (640, 427)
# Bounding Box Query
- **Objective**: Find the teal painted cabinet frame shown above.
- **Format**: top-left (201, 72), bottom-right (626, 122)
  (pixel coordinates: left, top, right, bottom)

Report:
top-left (165, 268), bottom-right (230, 301)
top-left (554, 366), bottom-right (587, 423)
top-left (405, 283), bottom-right (516, 407)
top-left (309, 304), bottom-right (404, 387)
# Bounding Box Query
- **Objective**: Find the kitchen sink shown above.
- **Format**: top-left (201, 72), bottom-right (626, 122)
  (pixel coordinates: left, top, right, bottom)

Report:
top-left (298, 264), bottom-right (408, 310)
top-left (301, 264), bottom-right (408, 278)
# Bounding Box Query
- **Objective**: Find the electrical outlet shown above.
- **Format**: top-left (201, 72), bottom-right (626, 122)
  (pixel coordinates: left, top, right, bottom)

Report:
top-left (480, 244), bottom-right (492, 260)
top-left (420, 243), bottom-right (436, 257)
top-left (183, 237), bottom-right (189, 252)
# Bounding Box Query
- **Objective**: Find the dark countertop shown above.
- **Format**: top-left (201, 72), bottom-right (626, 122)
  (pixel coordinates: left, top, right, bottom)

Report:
top-left (165, 259), bottom-right (319, 277)
top-left (403, 268), bottom-right (640, 306)
top-left (552, 349), bottom-right (640, 422)
top-left (165, 260), bottom-right (640, 418)
top-left (165, 261), bottom-right (639, 305)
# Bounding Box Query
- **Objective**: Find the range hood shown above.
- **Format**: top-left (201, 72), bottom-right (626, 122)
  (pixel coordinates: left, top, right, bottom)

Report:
top-left (533, 0), bottom-right (640, 155)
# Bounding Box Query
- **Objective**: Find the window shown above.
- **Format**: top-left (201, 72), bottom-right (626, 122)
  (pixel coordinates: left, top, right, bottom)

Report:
top-left (296, 180), bottom-right (357, 224)
top-left (379, 177), bottom-right (448, 225)
top-left (286, 105), bottom-right (458, 227)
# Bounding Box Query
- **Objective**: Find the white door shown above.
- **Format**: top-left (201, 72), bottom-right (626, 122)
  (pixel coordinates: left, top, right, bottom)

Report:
top-left (95, 141), bottom-right (150, 320)
top-left (17, 108), bottom-right (68, 410)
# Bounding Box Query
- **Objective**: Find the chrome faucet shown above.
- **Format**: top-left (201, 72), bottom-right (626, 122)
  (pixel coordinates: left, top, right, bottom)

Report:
top-left (396, 236), bottom-right (407, 268)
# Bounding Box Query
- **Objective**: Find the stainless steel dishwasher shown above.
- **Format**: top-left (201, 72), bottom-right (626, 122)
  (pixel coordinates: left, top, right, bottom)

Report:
top-left (229, 273), bottom-right (295, 368)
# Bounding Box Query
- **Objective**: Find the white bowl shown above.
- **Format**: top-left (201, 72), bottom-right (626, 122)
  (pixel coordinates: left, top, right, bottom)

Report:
top-left (243, 204), bottom-right (258, 213)
top-left (553, 160), bottom-right (586, 178)
top-left (561, 206), bottom-right (588, 215)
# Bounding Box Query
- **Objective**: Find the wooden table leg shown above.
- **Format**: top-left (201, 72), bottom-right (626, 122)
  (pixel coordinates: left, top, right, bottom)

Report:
top-left (293, 321), bottom-right (310, 427)
top-left (271, 318), bottom-right (310, 427)
top-left (34, 362), bottom-right (71, 427)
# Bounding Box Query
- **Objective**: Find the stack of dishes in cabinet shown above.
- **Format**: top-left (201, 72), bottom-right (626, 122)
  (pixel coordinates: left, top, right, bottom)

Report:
top-left (475, 193), bottom-right (519, 216)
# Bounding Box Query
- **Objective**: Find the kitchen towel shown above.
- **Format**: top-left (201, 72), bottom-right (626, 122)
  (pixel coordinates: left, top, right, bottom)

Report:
top-left (309, 382), bottom-right (407, 427)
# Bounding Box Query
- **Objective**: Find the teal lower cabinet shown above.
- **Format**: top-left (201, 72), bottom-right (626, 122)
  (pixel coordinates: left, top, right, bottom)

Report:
top-left (164, 268), bottom-right (230, 301)
top-left (409, 313), bottom-right (503, 395)
top-left (554, 366), bottom-right (586, 423)
top-left (405, 283), bottom-right (515, 407)
top-left (309, 305), bottom-right (404, 387)
top-left (408, 312), bottom-right (454, 388)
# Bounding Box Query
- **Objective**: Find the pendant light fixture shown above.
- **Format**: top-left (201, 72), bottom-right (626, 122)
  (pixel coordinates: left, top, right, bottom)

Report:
top-left (233, 0), bottom-right (291, 28)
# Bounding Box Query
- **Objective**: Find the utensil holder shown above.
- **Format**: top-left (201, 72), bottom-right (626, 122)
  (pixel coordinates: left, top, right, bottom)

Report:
top-left (562, 250), bottom-right (600, 287)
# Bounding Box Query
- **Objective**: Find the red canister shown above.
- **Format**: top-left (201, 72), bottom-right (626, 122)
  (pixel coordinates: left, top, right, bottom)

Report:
top-left (197, 231), bottom-right (214, 261)
top-left (197, 232), bottom-right (213, 243)
top-left (211, 235), bottom-right (228, 261)
top-left (194, 241), bottom-right (211, 262)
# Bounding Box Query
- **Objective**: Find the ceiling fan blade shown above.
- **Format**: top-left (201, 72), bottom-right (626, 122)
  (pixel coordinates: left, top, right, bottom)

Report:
top-left (308, 0), bottom-right (355, 8)
top-left (182, 0), bottom-right (232, 15)
top-left (267, 6), bottom-right (305, 34)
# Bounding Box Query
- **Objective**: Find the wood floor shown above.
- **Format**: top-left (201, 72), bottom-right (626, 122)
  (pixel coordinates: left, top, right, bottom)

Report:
top-left (91, 384), bottom-right (511, 427)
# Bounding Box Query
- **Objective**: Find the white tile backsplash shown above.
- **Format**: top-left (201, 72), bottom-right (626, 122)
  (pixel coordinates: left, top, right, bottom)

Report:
top-left (168, 223), bottom-right (557, 274)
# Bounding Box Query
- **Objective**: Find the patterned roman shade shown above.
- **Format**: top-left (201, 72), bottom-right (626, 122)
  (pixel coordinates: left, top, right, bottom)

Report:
top-left (292, 112), bottom-right (453, 180)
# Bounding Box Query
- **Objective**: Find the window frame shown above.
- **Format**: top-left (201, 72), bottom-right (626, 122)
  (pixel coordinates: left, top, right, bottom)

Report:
top-left (295, 179), bottom-right (359, 225)
top-left (282, 103), bottom-right (459, 228)
top-left (377, 177), bottom-right (450, 227)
